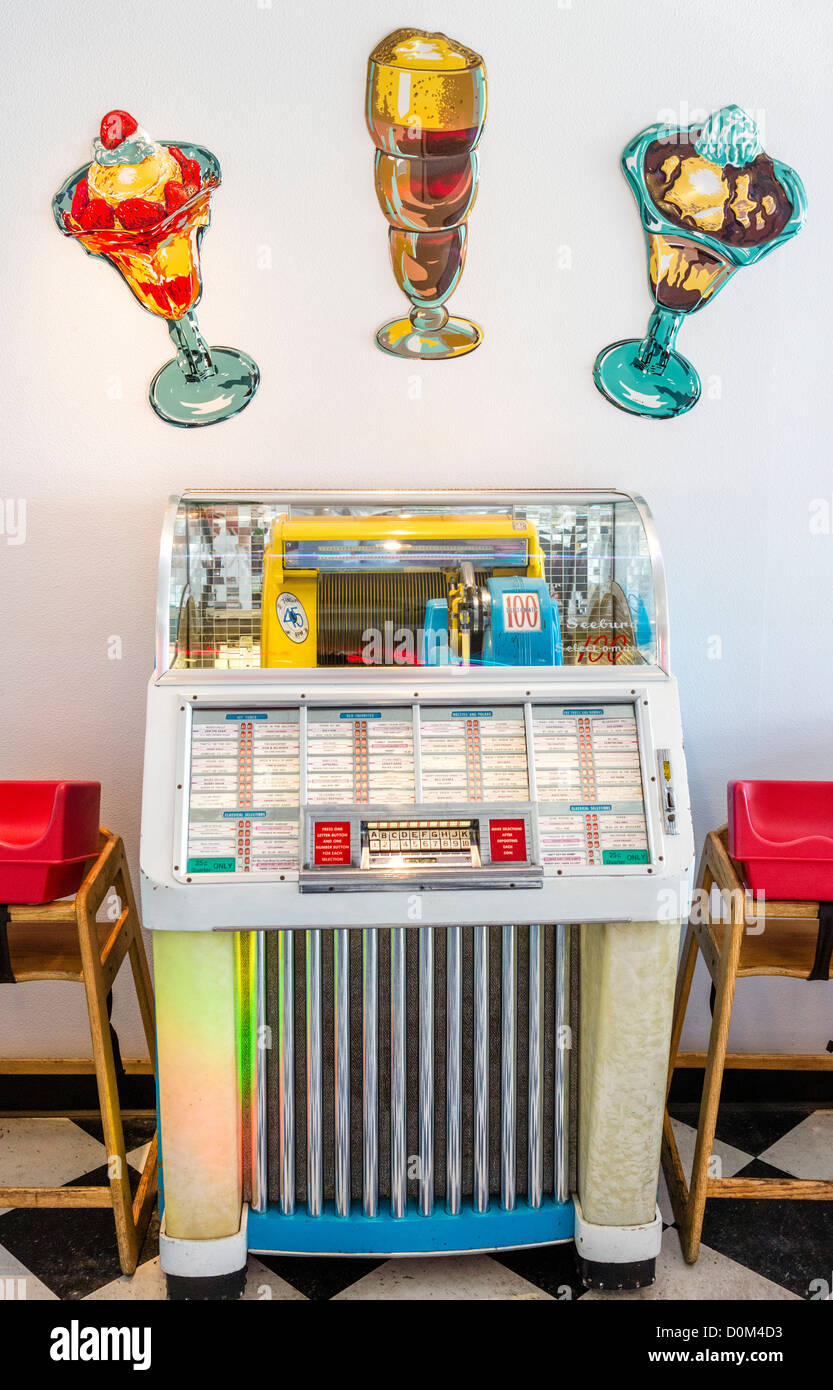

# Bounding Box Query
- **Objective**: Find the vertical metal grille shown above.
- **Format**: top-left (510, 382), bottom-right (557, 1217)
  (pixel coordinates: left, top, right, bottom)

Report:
top-left (472, 925), bottom-right (490, 1213)
top-left (333, 928), bottom-right (351, 1217)
top-left (278, 932), bottom-right (295, 1214)
top-left (264, 924), bottom-right (569, 1218)
top-left (445, 925), bottom-right (462, 1214)
top-left (418, 927), bottom-right (435, 1216)
top-left (500, 924), bottom-right (517, 1210)
top-left (389, 928), bottom-right (407, 1217)
top-left (362, 928), bottom-right (378, 1216)
top-left (527, 924), bottom-right (545, 1209)
top-left (305, 929), bottom-right (322, 1216)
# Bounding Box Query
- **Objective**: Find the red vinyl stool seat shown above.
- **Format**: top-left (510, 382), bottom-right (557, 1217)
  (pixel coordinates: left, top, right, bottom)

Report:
top-left (0, 781), bottom-right (100, 904)
top-left (729, 779), bottom-right (833, 900)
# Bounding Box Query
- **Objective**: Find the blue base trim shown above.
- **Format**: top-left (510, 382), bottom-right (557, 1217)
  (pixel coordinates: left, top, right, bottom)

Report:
top-left (247, 1197), bottom-right (574, 1256)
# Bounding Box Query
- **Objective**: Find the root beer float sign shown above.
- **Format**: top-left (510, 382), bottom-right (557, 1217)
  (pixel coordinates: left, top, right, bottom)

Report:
top-left (366, 28), bottom-right (487, 359)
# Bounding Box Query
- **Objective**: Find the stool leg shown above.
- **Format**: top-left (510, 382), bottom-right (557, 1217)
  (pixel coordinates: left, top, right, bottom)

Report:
top-left (76, 888), bottom-right (140, 1277)
top-left (82, 974), bottom-right (139, 1272)
top-left (116, 853), bottom-right (159, 1262)
top-left (681, 907), bottom-right (744, 1264)
top-left (105, 989), bottom-right (128, 1085)
top-left (115, 855), bottom-right (157, 1062)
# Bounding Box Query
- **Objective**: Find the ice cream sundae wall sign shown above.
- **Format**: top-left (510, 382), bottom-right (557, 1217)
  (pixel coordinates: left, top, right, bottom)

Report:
top-left (366, 28), bottom-right (487, 360)
top-left (53, 111), bottom-right (260, 428)
top-left (594, 105), bottom-right (807, 420)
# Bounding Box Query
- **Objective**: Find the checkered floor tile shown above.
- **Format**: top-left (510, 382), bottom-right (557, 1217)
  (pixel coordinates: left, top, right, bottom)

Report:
top-left (1, 1106), bottom-right (830, 1301)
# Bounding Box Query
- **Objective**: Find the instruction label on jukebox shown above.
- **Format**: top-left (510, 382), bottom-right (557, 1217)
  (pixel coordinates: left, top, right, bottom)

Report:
top-left (532, 705), bottom-right (650, 868)
top-left (186, 709), bottom-right (300, 874)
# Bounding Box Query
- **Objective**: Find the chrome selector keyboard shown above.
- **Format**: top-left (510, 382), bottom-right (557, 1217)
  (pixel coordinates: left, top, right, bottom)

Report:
top-left (361, 818), bottom-right (479, 867)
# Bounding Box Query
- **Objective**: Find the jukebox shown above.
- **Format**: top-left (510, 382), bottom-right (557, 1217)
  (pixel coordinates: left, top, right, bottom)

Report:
top-left (140, 490), bottom-right (693, 1297)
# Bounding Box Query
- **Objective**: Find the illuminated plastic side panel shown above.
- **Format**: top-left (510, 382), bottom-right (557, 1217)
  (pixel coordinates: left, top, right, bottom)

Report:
top-left (154, 931), bottom-right (242, 1239)
top-left (577, 919), bottom-right (679, 1226)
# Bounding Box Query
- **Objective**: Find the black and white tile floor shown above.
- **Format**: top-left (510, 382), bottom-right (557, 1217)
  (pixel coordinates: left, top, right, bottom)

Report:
top-left (1, 1105), bottom-right (831, 1301)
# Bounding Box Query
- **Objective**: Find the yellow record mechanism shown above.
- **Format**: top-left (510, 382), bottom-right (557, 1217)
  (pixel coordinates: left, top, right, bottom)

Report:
top-left (260, 512), bottom-right (546, 668)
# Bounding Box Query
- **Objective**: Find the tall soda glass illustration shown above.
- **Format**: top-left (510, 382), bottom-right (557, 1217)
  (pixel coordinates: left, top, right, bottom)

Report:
top-left (593, 106), bottom-right (806, 419)
top-left (366, 29), bottom-right (487, 359)
top-left (54, 110), bottom-right (260, 427)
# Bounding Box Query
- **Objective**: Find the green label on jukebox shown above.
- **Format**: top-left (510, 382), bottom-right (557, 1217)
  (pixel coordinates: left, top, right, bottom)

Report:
top-left (187, 857), bottom-right (236, 873)
top-left (602, 849), bottom-right (650, 865)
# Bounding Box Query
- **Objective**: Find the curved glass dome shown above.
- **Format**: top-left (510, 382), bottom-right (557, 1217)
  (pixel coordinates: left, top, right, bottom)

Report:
top-left (156, 491), bottom-right (667, 675)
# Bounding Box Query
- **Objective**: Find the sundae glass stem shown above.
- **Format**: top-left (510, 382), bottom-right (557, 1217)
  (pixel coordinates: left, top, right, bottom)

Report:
top-left (636, 306), bottom-right (684, 376)
top-left (410, 305), bottom-right (449, 332)
top-left (167, 310), bottom-right (216, 382)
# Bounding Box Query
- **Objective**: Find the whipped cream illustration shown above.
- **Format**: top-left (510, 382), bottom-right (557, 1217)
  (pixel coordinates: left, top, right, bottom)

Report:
top-left (694, 105), bottom-right (762, 166)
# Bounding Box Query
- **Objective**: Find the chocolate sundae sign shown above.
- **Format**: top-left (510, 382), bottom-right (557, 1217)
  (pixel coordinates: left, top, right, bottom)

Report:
top-left (593, 105), bottom-right (807, 420)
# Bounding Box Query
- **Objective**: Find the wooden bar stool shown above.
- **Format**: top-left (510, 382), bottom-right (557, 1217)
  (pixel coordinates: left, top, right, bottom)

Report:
top-left (661, 824), bottom-right (833, 1263)
top-left (0, 826), bottom-right (158, 1275)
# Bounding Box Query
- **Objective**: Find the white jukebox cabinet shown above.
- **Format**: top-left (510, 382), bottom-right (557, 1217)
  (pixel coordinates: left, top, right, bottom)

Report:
top-left (141, 491), bottom-right (693, 1298)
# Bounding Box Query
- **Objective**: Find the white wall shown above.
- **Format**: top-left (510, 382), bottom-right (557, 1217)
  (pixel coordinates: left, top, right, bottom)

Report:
top-left (1, 0), bottom-right (831, 1061)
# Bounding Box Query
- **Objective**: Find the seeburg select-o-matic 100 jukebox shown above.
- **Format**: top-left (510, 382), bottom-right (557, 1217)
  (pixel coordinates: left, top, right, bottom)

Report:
top-left (140, 490), bottom-right (694, 1298)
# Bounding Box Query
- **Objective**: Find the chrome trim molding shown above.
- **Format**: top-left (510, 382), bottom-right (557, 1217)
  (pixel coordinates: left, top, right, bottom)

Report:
top-left (305, 930), bottom-right (323, 1216)
top-left (390, 927), bottom-right (407, 1218)
top-left (554, 923), bottom-right (570, 1205)
top-left (500, 924), bottom-right (517, 1212)
top-left (528, 924), bottom-right (544, 1210)
top-left (362, 928), bottom-right (379, 1218)
top-left (418, 926), bottom-right (435, 1217)
top-left (446, 926), bottom-right (462, 1215)
top-left (472, 925), bottom-right (490, 1214)
top-left (334, 928), bottom-right (351, 1217)
top-left (278, 931), bottom-right (295, 1215)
